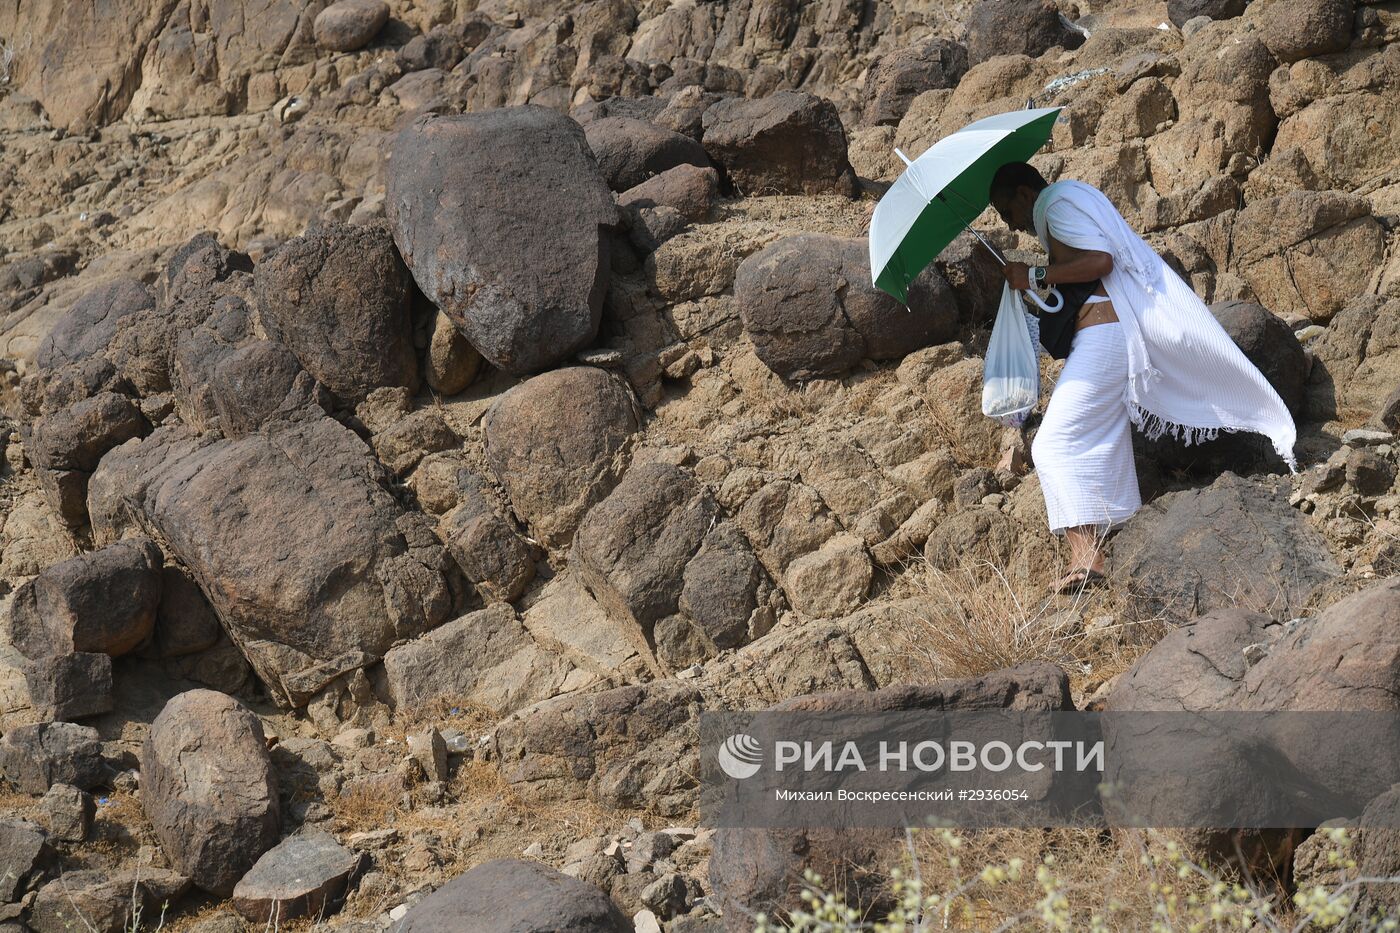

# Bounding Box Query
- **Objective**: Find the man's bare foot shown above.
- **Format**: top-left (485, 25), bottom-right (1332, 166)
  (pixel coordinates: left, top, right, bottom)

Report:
top-left (1053, 567), bottom-right (1107, 595)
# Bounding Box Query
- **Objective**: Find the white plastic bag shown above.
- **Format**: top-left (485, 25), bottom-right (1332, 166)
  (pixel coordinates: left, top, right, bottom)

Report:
top-left (981, 282), bottom-right (1040, 427)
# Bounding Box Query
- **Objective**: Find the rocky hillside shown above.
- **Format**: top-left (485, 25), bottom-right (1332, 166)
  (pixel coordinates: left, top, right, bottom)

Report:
top-left (1, 0), bottom-right (1399, 929)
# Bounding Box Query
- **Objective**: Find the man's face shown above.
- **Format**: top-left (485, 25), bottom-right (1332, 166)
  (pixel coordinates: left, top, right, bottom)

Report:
top-left (991, 186), bottom-right (1036, 234)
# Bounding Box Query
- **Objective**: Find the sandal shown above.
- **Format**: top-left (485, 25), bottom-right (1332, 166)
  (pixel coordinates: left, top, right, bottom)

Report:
top-left (1054, 567), bottom-right (1107, 595)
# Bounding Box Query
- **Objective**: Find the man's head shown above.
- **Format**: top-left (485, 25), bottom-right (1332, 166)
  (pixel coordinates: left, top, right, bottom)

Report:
top-left (989, 162), bottom-right (1049, 234)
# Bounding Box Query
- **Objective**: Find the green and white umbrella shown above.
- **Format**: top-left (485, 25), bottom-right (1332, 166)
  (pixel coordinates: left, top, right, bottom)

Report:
top-left (868, 106), bottom-right (1062, 308)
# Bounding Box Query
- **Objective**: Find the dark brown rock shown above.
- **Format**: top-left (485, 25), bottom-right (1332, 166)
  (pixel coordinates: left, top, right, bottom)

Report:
top-left (1347, 447), bottom-right (1396, 496)
top-left (231, 828), bottom-right (363, 923)
top-left (209, 340), bottom-right (317, 438)
top-left (40, 783), bottom-right (93, 843)
top-left (89, 418), bottom-right (460, 707)
top-left (1167, 0), bottom-right (1247, 26)
top-left (572, 462), bottom-right (718, 659)
top-left (862, 39), bottom-right (968, 127)
top-left (965, 0), bottom-right (1085, 67)
top-left (397, 859), bottom-right (630, 933)
top-left (617, 163), bottom-right (721, 252)
top-left (1259, 0), bottom-right (1353, 62)
top-left (22, 651), bottom-right (113, 721)
top-left (140, 690), bottom-right (280, 896)
top-left (34, 279), bottom-right (155, 375)
top-left (483, 367), bottom-right (640, 549)
top-left (711, 664), bottom-right (1073, 931)
top-left (8, 537), bottom-right (162, 659)
top-left (29, 391), bottom-right (148, 526)
top-left (387, 108), bottom-right (618, 376)
top-left (0, 819), bottom-right (51, 903)
top-left (313, 0), bottom-right (388, 51)
top-left (169, 293), bottom-right (258, 433)
top-left (736, 233), bottom-right (958, 380)
top-left (28, 870), bottom-right (145, 933)
top-left (618, 164), bottom-right (720, 223)
top-left (439, 484), bottom-right (537, 603)
top-left (584, 115), bottom-right (712, 193)
top-left (674, 522), bottom-right (780, 662)
top-left (0, 722), bottom-right (104, 793)
top-left (1108, 472), bottom-right (1340, 624)
top-left (255, 224), bottom-right (418, 404)
top-left (701, 91), bottom-right (857, 197)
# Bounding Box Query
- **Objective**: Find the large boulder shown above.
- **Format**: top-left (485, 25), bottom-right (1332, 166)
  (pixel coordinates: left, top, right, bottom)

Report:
top-left (1226, 191), bottom-right (1385, 322)
top-left (140, 690), bottom-right (279, 896)
top-left (1106, 579), bottom-right (1400, 856)
top-left (380, 604), bottom-right (575, 716)
top-left (482, 367), bottom-right (640, 550)
top-left (0, 819), bottom-right (51, 903)
top-left (1305, 297), bottom-right (1400, 424)
top-left (255, 224), bottom-right (419, 405)
top-left (28, 391), bottom-right (148, 526)
top-left (862, 39), bottom-right (968, 127)
top-left (231, 828), bottom-right (363, 923)
top-left (313, 0), bottom-right (389, 51)
top-left (396, 859), bottom-right (630, 933)
top-left (965, 0), bottom-right (1085, 67)
top-left (0, 722), bottom-right (103, 794)
top-left (1137, 300), bottom-right (1307, 473)
top-left (88, 414), bottom-right (460, 707)
top-left (7, 537), bottom-right (162, 658)
top-left (735, 234), bottom-right (958, 380)
top-left (701, 91), bottom-right (857, 197)
top-left (438, 483), bottom-right (538, 603)
top-left (493, 624), bottom-right (877, 814)
top-left (1166, 0), bottom-right (1247, 26)
top-left (571, 462), bottom-right (780, 672)
top-left (1257, 0), bottom-right (1353, 62)
top-left (710, 663), bottom-right (1073, 931)
top-left (583, 116), bottom-right (712, 192)
top-left (387, 107), bottom-right (618, 376)
top-left (209, 339), bottom-right (319, 438)
top-left (34, 279), bottom-right (155, 375)
top-left (1108, 472), bottom-right (1341, 625)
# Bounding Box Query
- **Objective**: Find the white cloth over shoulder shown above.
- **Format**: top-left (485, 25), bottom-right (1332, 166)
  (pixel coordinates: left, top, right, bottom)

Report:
top-left (1032, 180), bottom-right (1298, 472)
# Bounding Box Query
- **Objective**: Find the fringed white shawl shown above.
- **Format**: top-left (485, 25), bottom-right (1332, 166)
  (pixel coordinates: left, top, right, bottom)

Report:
top-left (1033, 180), bottom-right (1298, 473)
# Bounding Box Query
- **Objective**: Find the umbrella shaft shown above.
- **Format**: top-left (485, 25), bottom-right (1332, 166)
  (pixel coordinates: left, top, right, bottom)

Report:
top-left (963, 224), bottom-right (1008, 267)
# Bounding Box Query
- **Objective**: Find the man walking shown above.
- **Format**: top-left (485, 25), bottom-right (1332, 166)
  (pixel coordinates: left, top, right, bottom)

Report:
top-left (987, 162), bottom-right (1297, 594)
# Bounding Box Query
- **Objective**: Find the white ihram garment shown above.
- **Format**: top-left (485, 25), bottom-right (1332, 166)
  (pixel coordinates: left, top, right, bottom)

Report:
top-left (1033, 314), bottom-right (1141, 536)
top-left (1032, 180), bottom-right (1298, 472)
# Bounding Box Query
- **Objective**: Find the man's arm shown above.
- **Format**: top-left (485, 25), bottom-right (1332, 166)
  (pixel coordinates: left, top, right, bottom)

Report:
top-left (1002, 237), bottom-right (1114, 290)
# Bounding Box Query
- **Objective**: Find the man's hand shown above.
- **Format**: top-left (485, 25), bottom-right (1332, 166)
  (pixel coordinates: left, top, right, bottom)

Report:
top-left (1002, 260), bottom-right (1032, 291)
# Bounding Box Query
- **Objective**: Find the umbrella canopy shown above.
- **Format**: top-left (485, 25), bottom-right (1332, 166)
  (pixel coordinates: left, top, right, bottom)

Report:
top-left (868, 107), bottom-right (1061, 303)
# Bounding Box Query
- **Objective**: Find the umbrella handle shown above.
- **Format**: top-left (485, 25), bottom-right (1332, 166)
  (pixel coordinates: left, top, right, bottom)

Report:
top-left (1023, 287), bottom-right (1064, 313)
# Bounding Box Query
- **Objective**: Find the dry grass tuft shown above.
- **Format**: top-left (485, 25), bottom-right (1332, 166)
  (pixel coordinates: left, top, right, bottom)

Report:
top-left (890, 544), bottom-right (1165, 693)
